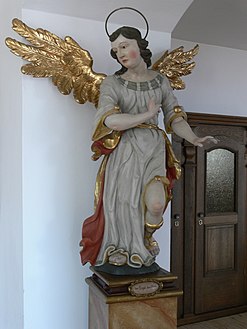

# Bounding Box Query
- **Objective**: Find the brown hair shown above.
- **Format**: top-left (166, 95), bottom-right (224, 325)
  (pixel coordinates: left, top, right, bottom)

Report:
top-left (109, 26), bottom-right (152, 75)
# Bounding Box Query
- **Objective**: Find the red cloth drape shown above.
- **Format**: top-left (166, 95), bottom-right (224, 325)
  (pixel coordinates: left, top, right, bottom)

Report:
top-left (79, 178), bottom-right (105, 266)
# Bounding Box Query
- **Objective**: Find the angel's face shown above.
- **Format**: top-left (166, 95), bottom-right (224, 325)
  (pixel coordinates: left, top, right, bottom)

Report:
top-left (111, 35), bottom-right (143, 69)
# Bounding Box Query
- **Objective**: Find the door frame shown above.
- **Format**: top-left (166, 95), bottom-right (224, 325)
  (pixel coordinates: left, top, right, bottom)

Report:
top-left (170, 112), bottom-right (247, 325)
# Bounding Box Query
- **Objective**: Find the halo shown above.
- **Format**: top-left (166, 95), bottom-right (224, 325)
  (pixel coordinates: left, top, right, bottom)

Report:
top-left (105, 7), bottom-right (149, 39)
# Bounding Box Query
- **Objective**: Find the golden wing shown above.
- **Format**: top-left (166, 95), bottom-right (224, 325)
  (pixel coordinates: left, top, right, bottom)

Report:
top-left (5, 18), bottom-right (106, 107)
top-left (152, 44), bottom-right (199, 90)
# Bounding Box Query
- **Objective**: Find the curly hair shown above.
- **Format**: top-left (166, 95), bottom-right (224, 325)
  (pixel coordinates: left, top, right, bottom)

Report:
top-left (109, 26), bottom-right (152, 75)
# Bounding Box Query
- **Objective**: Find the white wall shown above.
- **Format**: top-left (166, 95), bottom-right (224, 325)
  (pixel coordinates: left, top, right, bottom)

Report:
top-left (0, 2), bottom-right (24, 329)
top-left (172, 39), bottom-right (247, 116)
top-left (20, 9), bottom-right (172, 329)
top-left (4, 7), bottom-right (246, 329)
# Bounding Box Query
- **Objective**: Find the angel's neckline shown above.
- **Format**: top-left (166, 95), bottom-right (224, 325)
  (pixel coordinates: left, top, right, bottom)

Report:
top-left (120, 69), bottom-right (158, 82)
top-left (115, 73), bottom-right (163, 91)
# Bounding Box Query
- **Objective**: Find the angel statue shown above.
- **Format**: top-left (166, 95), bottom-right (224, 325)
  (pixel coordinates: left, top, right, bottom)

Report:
top-left (5, 7), bottom-right (216, 275)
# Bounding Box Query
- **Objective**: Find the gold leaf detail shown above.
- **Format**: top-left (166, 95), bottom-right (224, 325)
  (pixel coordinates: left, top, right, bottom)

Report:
top-left (152, 44), bottom-right (199, 90)
top-left (5, 18), bottom-right (106, 106)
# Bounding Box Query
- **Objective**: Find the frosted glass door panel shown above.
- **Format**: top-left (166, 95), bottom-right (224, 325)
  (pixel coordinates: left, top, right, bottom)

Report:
top-left (206, 149), bottom-right (235, 214)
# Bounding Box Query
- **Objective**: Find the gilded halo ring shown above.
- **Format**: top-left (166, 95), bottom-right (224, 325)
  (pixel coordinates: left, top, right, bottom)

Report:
top-left (105, 7), bottom-right (149, 39)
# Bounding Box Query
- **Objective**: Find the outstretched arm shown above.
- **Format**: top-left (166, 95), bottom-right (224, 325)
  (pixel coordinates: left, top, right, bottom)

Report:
top-left (171, 117), bottom-right (217, 147)
top-left (104, 98), bottom-right (161, 131)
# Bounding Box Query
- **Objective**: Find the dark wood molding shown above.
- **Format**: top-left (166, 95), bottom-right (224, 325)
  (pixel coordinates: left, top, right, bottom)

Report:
top-left (186, 112), bottom-right (247, 127)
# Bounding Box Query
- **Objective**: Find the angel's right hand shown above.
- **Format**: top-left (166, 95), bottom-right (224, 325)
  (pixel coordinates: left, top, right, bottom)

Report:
top-left (147, 97), bottom-right (161, 118)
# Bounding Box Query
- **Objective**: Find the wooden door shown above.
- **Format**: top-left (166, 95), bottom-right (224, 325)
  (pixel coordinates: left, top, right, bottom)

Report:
top-left (195, 124), bottom-right (247, 314)
top-left (171, 113), bottom-right (247, 324)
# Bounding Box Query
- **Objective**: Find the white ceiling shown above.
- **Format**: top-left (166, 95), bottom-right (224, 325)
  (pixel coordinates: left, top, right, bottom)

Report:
top-left (173, 0), bottom-right (247, 51)
top-left (22, 0), bottom-right (247, 51)
top-left (22, 0), bottom-right (193, 33)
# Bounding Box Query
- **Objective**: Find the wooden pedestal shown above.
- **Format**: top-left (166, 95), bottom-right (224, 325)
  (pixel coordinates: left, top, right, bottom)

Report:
top-left (86, 267), bottom-right (183, 329)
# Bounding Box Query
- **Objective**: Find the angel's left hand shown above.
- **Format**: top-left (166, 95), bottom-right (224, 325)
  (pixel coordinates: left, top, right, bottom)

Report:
top-left (193, 136), bottom-right (218, 147)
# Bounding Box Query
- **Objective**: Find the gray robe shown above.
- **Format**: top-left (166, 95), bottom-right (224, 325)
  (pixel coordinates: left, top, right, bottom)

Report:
top-left (93, 72), bottom-right (179, 267)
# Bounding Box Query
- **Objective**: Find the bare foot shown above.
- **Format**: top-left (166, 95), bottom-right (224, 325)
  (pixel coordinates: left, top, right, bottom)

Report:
top-left (109, 253), bottom-right (127, 266)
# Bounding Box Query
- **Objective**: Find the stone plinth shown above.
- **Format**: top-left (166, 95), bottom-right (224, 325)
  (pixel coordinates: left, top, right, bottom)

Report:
top-left (86, 267), bottom-right (182, 329)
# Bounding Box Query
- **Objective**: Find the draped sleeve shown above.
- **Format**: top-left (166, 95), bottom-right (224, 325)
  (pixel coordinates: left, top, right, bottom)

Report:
top-left (91, 76), bottom-right (122, 161)
top-left (160, 76), bottom-right (187, 133)
top-left (92, 76), bottom-right (121, 140)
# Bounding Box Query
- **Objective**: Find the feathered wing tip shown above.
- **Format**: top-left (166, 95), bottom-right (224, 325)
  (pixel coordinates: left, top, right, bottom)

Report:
top-left (152, 44), bottom-right (199, 90)
top-left (5, 18), bottom-right (106, 107)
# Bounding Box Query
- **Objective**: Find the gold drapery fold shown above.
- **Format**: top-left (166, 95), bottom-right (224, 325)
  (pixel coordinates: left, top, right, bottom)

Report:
top-left (91, 106), bottom-right (122, 161)
top-left (92, 106), bottom-right (121, 141)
